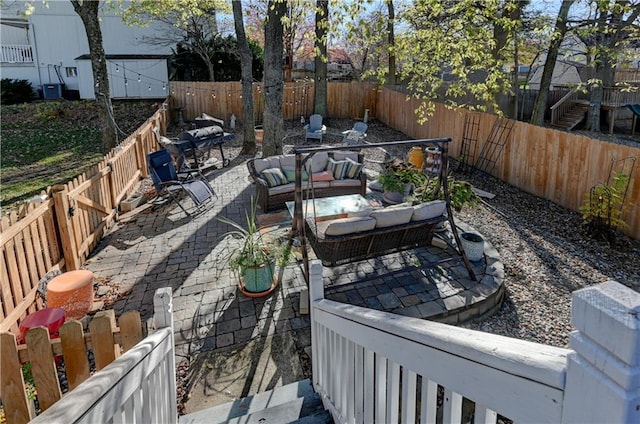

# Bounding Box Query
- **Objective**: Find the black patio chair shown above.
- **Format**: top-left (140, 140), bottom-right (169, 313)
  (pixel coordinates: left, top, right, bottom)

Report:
top-left (146, 149), bottom-right (216, 216)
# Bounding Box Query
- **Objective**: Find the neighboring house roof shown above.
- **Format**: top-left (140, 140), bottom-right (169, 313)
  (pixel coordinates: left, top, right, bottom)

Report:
top-left (528, 60), bottom-right (582, 88)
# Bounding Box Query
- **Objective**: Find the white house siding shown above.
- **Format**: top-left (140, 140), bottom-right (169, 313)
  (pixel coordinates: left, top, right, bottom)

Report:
top-left (78, 58), bottom-right (168, 99)
top-left (0, 1), bottom-right (171, 99)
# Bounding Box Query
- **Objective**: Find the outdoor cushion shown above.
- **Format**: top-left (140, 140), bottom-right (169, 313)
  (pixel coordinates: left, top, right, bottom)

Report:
top-left (306, 152), bottom-right (329, 173)
top-left (324, 216), bottom-right (376, 236)
top-left (327, 157), bottom-right (349, 180)
top-left (412, 200), bottom-right (446, 221)
top-left (344, 157), bottom-right (365, 179)
top-left (268, 182), bottom-right (296, 195)
top-left (311, 171), bottom-right (335, 182)
top-left (348, 207), bottom-right (373, 218)
top-left (283, 169), bottom-right (309, 183)
top-left (330, 179), bottom-right (362, 187)
top-left (370, 206), bottom-right (414, 228)
top-left (333, 151), bottom-right (359, 162)
top-left (279, 155), bottom-right (296, 171)
top-left (254, 156), bottom-right (282, 174)
top-left (261, 167), bottom-right (288, 187)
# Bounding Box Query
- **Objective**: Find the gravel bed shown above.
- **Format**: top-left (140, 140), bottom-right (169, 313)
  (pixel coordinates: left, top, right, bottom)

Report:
top-left (163, 119), bottom-right (640, 348)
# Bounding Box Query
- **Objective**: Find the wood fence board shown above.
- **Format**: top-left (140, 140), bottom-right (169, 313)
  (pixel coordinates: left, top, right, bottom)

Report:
top-left (119, 310), bottom-right (143, 352)
top-left (2, 217), bottom-right (25, 311)
top-left (28, 207), bottom-right (47, 278)
top-left (0, 332), bottom-right (32, 423)
top-left (25, 326), bottom-right (62, 411)
top-left (90, 314), bottom-right (117, 370)
top-left (59, 320), bottom-right (91, 390)
top-left (21, 219), bottom-right (40, 299)
top-left (0, 249), bottom-right (15, 321)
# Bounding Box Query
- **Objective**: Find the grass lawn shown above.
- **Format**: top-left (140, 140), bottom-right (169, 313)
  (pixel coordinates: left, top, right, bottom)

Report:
top-left (1, 99), bottom-right (160, 209)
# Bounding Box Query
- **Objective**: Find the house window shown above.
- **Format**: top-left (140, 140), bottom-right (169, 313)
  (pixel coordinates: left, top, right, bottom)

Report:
top-left (65, 67), bottom-right (77, 78)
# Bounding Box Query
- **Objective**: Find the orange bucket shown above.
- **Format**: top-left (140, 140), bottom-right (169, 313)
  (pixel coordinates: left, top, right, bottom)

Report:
top-left (47, 270), bottom-right (94, 320)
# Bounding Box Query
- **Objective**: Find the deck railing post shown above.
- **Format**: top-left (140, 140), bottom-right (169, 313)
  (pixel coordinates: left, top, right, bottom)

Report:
top-left (154, 287), bottom-right (177, 423)
top-left (309, 260), bottom-right (324, 388)
top-left (561, 281), bottom-right (640, 423)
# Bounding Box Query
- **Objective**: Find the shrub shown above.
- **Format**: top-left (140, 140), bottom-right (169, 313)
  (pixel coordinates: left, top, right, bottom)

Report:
top-left (579, 173), bottom-right (630, 240)
top-left (1, 78), bottom-right (34, 105)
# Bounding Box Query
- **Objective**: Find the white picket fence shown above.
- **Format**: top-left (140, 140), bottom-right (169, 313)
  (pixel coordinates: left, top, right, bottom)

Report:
top-left (30, 288), bottom-right (177, 424)
top-left (308, 260), bottom-right (640, 423)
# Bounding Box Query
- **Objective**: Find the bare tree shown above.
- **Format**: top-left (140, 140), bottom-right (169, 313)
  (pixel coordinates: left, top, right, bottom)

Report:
top-left (262, 0), bottom-right (286, 156)
top-left (584, 1), bottom-right (640, 132)
top-left (233, 0), bottom-right (256, 155)
top-left (71, 0), bottom-right (117, 150)
top-left (314, 0), bottom-right (328, 116)
top-left (386, 0), bottom-right (396, 85)
top-left (530, 0), bottom-right (575, 126)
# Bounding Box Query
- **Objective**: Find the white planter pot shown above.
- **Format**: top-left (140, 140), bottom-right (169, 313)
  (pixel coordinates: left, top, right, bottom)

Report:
top-left (460, 232), bottom-right (484, 261)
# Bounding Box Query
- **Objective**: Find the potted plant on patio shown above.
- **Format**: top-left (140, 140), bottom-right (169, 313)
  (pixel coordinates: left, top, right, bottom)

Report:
top-left (217, 199), bottom-right (289, 297)
top-left (378, 160), bottom-right (428, 204)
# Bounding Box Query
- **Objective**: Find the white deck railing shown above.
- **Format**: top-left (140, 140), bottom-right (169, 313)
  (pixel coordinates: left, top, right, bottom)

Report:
top-left (308, 260), bottom-right (640, 423)
top-left (30, 288), bottom-right (177, 424)
top-left (1, 44), bottom-right (33, 63)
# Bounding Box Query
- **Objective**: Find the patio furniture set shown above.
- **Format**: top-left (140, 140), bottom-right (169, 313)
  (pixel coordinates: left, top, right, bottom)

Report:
top-left (247, 145), bottom-right (449, 268)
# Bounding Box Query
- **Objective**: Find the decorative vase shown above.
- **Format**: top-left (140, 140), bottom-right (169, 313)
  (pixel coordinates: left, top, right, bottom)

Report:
top-left (459, 232), bottom-right (484, 262)
top-left (241, 261), bottom-right (275, 293)
top-left (407, 147), bottom-right (424, 170)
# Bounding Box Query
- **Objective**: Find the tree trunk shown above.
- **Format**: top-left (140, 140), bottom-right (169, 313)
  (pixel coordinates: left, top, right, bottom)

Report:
top-left (233, 0), bottom-right (256, 155)
top-left (386, 0), bottom-right (396, 86)
top-left (530, 0), bottom-right (574, 126)
top-left (491, 0), bottom-right (526, 115)
top-left (314, 0), bottom-right (328, 117)
top-left (262, 0), bottom-right (286, 157)
top-left (71, 0), bottom-right (117, 151)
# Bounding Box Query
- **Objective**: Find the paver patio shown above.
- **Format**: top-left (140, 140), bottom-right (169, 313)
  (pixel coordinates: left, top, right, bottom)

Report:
top-left (83, 153), bottom-right (502, 414)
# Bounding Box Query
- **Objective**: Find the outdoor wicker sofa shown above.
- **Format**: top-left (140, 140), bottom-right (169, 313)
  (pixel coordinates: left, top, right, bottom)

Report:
top-left (304, 201), bottom-right (447, 266)
top-left (247, 151), bottom-right (367, 211)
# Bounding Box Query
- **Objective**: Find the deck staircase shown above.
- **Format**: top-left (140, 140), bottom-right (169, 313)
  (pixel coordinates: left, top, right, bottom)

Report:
top-left (550, 101), bottom-right (588, 131)
top-left (179, 379), bottom-right (333, 424)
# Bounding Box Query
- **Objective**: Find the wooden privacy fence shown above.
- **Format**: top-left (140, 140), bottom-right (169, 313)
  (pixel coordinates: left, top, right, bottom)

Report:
top-left (0, 104), bottom-right (169, 335)
top-left (375, 87), bottom-right (640, 239)
top-left (168, 81), bottom-right (377, 123)
top-left (0, 309), bottom-right (144, 423)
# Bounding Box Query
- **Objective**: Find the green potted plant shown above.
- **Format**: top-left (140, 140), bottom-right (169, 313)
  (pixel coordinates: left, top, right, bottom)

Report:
top-left (217, 199), bottom-right (288, 296)
top-left (378, 161), bottom-right (428, 204)
top-left (412, 176), bottom-right (478, 211)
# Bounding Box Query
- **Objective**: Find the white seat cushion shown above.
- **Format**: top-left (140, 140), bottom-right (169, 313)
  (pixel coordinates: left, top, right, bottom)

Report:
top-left (323, 216), bottom-right (376, 236)
top-left (330, 179), bottom-right (362, 187)
top-left (306, 152), bottom-right (329, 173)
top-left (254, 156), bottom-right (282, 174)
top-left (333, 151), bottom-right (359, 162)
top-left (279, 155), bottom-right (296, 171)
top-left (412, 200), bottom-right (446, 221)
top-left (268, 182), bottom-right (296, 195)
top-left (370, 206), bottom-right (414, 228)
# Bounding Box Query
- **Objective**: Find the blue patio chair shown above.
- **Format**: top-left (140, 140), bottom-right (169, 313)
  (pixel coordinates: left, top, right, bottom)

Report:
top-left (146, 149), bottom-right (216, 216)
top-left (342, 121), bottom-right (368, 145)
top-left (304, 114), bottom-right (326, 142)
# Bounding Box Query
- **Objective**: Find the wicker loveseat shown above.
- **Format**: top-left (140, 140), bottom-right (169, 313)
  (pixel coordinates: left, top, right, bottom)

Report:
top-left (305, 200), bottom-right (447, 266)
top-left (247, 151), bottom-right (367, 211)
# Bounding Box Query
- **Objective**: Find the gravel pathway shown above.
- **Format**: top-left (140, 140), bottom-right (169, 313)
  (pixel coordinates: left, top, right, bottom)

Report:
top-left (166, 118), bottom-right (640, 349)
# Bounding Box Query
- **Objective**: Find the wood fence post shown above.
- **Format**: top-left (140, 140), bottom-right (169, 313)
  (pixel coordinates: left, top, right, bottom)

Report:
top-left (154, 287), bottom-right (177, 422)
top-left (561, 281), bottom-right (640, 423)
top-left (52, 185), bottom-right (80, 270)
top-left (135, 133), bottom-right (148, 178)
